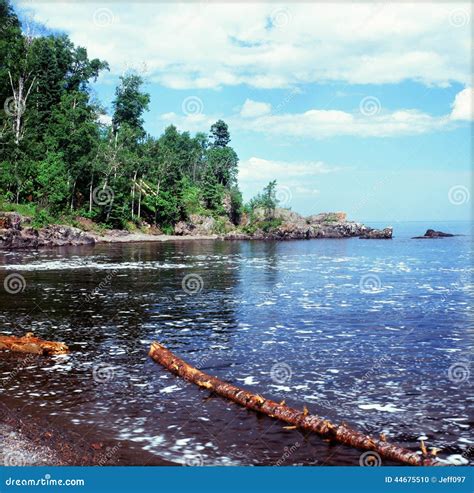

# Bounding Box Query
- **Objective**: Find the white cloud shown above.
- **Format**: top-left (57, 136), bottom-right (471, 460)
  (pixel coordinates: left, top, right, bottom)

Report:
top-left (293, 186), bottom-right (320, 197)
top-left (238, 157), bottom-right (338, 183)
top-left (160, 112), bottom-right (215, 133)
top-left (245, 108), bottom-right (451, 139)
top-left (450, 87), bottom-right (473, 121)
top-left (17, 1), bottom-right (472, 89)
top-left (240, 99), bottom-right (272, 118)
top-left (160, 102), bottom-right (455, 139)
top-left (238, 157), bottom-right (329, 204)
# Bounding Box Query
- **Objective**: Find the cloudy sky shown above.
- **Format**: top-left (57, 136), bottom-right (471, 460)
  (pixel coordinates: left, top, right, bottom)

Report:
top-left (15, 1), bottom-right (473, 222)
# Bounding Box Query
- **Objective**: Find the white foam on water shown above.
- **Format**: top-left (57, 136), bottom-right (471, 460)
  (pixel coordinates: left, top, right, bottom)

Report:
top-left (437, 454), bottom-right (469, 465)
top-left (1, 260), bottom-right (189, 271)
top-left (358, 403), bottom-right (404, 413)
top-left (269, 385), bottom-right (292, 392)
top-left (236, 376), bottom-right (260, 385)
top-left (160, 384), bottom-right (181, 394)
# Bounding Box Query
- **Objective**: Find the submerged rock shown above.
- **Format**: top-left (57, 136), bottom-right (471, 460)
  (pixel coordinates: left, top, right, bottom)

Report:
top-left (412, 229), bottom-right (456, 239)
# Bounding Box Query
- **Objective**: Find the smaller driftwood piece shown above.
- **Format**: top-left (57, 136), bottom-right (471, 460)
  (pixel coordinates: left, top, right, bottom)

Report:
top-left (0, 332), bottom-right (69, 355)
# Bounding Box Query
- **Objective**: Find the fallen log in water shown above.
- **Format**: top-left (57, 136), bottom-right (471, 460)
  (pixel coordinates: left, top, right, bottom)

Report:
top-left (149, 341), bottom-right (438, 466)
top-left (0, 333), bottom-right (69, 355)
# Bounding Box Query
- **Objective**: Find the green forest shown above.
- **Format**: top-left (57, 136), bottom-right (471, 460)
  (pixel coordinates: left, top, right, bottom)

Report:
top-left (0, 0), bottom-right (279, 234)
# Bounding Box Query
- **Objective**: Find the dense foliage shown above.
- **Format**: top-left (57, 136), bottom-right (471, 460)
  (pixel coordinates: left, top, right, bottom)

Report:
top-left (0, 0), bottom-right (244, 231)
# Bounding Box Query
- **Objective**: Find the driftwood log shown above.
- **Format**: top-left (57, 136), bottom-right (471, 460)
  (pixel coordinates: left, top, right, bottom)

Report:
top-left (149, 341), bottom-right (438, 466)
top-left (0, 333), bottom-right (69, 355)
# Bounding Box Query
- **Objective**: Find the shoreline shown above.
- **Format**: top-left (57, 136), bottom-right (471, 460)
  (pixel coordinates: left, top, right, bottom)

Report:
top-left (95, 232), bottom-right (220, 244)
top-left (1, 423), bottom-right (63, 466)
top-left (0, 211), bottom-right (394, 250)
top-left (0, 400), bottom-right (175, 466)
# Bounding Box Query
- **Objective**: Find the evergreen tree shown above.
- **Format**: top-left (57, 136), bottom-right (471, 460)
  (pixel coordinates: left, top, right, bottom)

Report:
top-left (209, 119), bottom-right (230, 147)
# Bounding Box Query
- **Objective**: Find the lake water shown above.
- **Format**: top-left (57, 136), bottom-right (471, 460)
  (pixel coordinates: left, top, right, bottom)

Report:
top-left (0, 221), bottom-right (472, 466)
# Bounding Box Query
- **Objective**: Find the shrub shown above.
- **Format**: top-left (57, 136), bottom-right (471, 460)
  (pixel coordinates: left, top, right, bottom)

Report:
top-left (31, 208), bottom-right (55, 228)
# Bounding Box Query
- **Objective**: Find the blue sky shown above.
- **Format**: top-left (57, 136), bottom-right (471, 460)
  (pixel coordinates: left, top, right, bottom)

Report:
top-left (15, 1), bottom-right (473, 222)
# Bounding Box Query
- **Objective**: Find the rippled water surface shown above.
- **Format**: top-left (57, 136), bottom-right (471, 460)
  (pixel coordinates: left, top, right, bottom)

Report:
top-left (0, 221), bottom-right (472, 465)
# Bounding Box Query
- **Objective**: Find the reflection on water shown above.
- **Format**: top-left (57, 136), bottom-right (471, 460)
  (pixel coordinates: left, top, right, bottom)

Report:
top-left (0, 223), bottom-right (472, 465)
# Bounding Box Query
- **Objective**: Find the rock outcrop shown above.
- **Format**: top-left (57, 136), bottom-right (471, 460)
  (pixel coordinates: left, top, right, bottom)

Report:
top-left (226, 209), bottom-right (392, 240)
top-left (307, 212), bottom-right (347, 223)
top-left (174, 214), bottom-right (234, 236)
top-left (174, 214), bottom-right (216, 236)
top-left (360, 227), bottom-right (393, 239)
top-left (412, 229), bottom-right (456, 239)
top-left (0, 212), bottom-right (96, 249)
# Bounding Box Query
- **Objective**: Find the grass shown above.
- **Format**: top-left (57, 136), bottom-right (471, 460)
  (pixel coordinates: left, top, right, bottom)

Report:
top-left (0, 201), bottom-right (36, 217)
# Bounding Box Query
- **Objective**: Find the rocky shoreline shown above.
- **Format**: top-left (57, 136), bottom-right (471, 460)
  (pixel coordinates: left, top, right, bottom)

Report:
top-left (175, 209), bottom-right (392, 241)
top-left (0, 210), bottom-right (392, 249)
top-left (0, 400), bottom-right (174, 466)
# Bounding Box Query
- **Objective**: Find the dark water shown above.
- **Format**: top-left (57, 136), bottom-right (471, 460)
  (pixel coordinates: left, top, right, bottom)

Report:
top-left (0, 221), bottom-right (472, 466)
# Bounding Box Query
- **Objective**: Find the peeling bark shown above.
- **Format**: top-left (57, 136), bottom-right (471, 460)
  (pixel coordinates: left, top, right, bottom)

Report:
top-left (149, 341), bottom-right (438, 466)
top-left (0, 333), bottom-right (69, 355)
